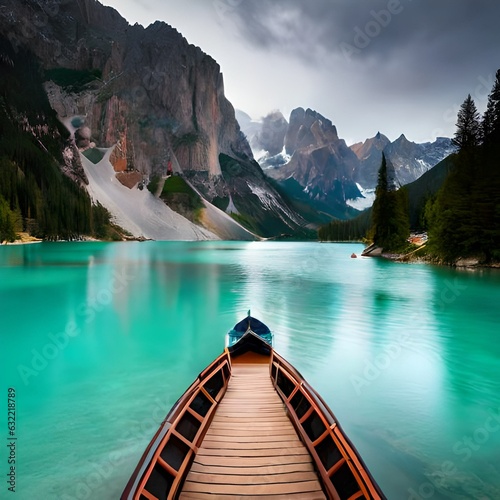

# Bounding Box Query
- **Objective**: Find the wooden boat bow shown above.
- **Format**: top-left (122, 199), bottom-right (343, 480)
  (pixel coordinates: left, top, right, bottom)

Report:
top-left (121, 318), bottom-right (385, 500)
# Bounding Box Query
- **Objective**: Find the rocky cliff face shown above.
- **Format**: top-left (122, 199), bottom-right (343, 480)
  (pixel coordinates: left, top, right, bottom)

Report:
top-left (264, 108), bottom-right (362, 219)
top-left (0, 0), bottom-right (303, 237)
top-left (279, 108), bottom-right (360, 195)
top-left (0, 32), bottom-right (92, 239)
top-left (1, 0), bottom-right (247, 176)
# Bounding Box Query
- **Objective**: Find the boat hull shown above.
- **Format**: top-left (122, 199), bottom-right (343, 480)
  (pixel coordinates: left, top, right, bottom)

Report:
top-left (121, 323), bottom-right (385, 500)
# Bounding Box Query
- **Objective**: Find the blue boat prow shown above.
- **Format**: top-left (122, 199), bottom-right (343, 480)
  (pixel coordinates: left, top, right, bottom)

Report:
top-left (227, 313), bottom-right (273, 347)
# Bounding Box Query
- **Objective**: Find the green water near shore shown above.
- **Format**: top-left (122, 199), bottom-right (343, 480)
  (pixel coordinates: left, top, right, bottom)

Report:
top-left (1, 241), bottom-right (499, 499)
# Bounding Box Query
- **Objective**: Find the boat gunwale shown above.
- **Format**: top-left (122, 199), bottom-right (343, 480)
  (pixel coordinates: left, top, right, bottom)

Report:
top-left (270, 348), bottom-right (386, 500)
top-left (121, 350), bottom-right (231, 500)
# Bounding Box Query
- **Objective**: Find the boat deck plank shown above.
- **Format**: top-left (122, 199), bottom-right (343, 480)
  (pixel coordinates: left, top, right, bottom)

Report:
top-left (181, 479), bottom-right (325, 495)
top-left (180, 492), bottom-right (326, 500)
top-left (190, 461), bottom-right (315, 475)
top-left (179, 361), bottom-right (326, 499)
top-left (201, 433), bottom-right (298, 443)
top-left (208, 423), bottom-right (296, 432)
top-left (194, 454), bottom-right (314, 468)
top-left (205, 428), bottom-right (297, 437)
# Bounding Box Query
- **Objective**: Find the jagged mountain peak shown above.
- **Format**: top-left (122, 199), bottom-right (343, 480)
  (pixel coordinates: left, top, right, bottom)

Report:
top-left (261, 107), bottom-right (361, 219)
top-left (235, 110), bottom-right (288, 160)
top-left (372, 131), bottom-right (391, 145)
top-left (394, 133), bottom-right (412, 145)
top-left (285, 107), bottom-right (339, 154)
top-left (265, 109), bottom-right (287, 120)
top-left (376, 132), bottom-right (390, 143)
top-left (235, 109), bottom-right (253, 124)
top-left (143, 20), bottom-right (208, 61)
top-left (144, 20), bottom-right (182, 39)
top-left (428, 136), bottom-right (452, 147)
top-left (290, 107), bottom-right (337, 133)
top-left (364, 132), bottom-right (389, 146)
top-left (351, 132), bottom-right (390, 166)
top-left (75, 0), bottom-right (129, 29)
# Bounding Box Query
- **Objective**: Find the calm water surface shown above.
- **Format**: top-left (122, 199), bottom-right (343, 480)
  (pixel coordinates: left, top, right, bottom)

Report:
top-left (1, 241), bottom-right (499, 499)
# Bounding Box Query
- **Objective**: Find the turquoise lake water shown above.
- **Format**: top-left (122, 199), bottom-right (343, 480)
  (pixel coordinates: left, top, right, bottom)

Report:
top-left (1, 241), bottom-right (500, 499)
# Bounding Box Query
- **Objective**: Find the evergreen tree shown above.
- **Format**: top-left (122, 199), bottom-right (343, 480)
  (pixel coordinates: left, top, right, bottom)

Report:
top-left (91, 202), bottom-right (112, 239)
top-left (0, 35), bottom-right (94, 240)
top-left (427, 75), bottom-right (500, 263)
top-left (317, 209), bottom-right (372, 242)
top-left (376, 152), bottom-right (389, 192)
top-left (0, 195), bottom-right (16, 242)
top-left (371, 154), bottom-right (409, 251)
top-left (479, 69), bottom-right (500, 260)
top-left (372, 153), bottom-right (390, 245)
top-left (428, 156), bottom-right (475, 262)
top-left (452, 94), bottom-right (481, 151)
top-left (482, 94), bottom-right (495, 143)
top-left (482, 69), bottom-right (500, 145)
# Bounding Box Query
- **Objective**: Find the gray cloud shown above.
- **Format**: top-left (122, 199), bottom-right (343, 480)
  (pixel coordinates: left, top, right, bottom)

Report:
top-left (215, 0), bottom-right (500, 139)
top-left (102, 0), bottom-right (500, 143)
top-left (229, 0), bottom-right (500, 68)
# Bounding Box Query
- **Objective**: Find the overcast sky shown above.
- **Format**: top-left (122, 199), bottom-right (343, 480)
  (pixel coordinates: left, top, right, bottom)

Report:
top-left (100, 0), bottom-right (500, 145)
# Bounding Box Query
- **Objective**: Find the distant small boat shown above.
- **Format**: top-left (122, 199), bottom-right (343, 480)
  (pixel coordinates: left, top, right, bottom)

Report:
top-left (121, 315), bottom-right (385, 499)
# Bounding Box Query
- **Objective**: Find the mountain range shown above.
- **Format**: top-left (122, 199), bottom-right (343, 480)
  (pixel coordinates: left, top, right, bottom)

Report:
top-left (240, 108), bottom-right (456, 221)
top-left (0, 0), bottom-right (456, 241)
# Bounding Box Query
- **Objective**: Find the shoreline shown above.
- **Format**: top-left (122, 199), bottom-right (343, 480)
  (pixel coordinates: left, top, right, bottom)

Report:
top-left (385, 251), bottom-right (500, 270)
top-left (2, 240), bottom-right (43, 245)
top-left (1, 233), bottom-right (43, 245)
top-left (1, 232), bottom-right (153, 246)
top-left (359, 241), bottom-right (500, 270)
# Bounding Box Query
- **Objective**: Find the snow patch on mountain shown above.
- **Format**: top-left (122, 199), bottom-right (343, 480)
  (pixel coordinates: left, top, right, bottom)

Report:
top-left (253, 149), bottom-right (269, 163)
top-left (346, 183), bottom-right (376, 211)
top-left (81, 148), bottom-right (218, 241)
top-left (247, 183), bottom-right (279, 211)
top-left (247, 182), bottom-right (302, 228)
top-left (417, 158), bottom-right (429, 169)
top-left (258, 146), bottom-right (292, 170)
